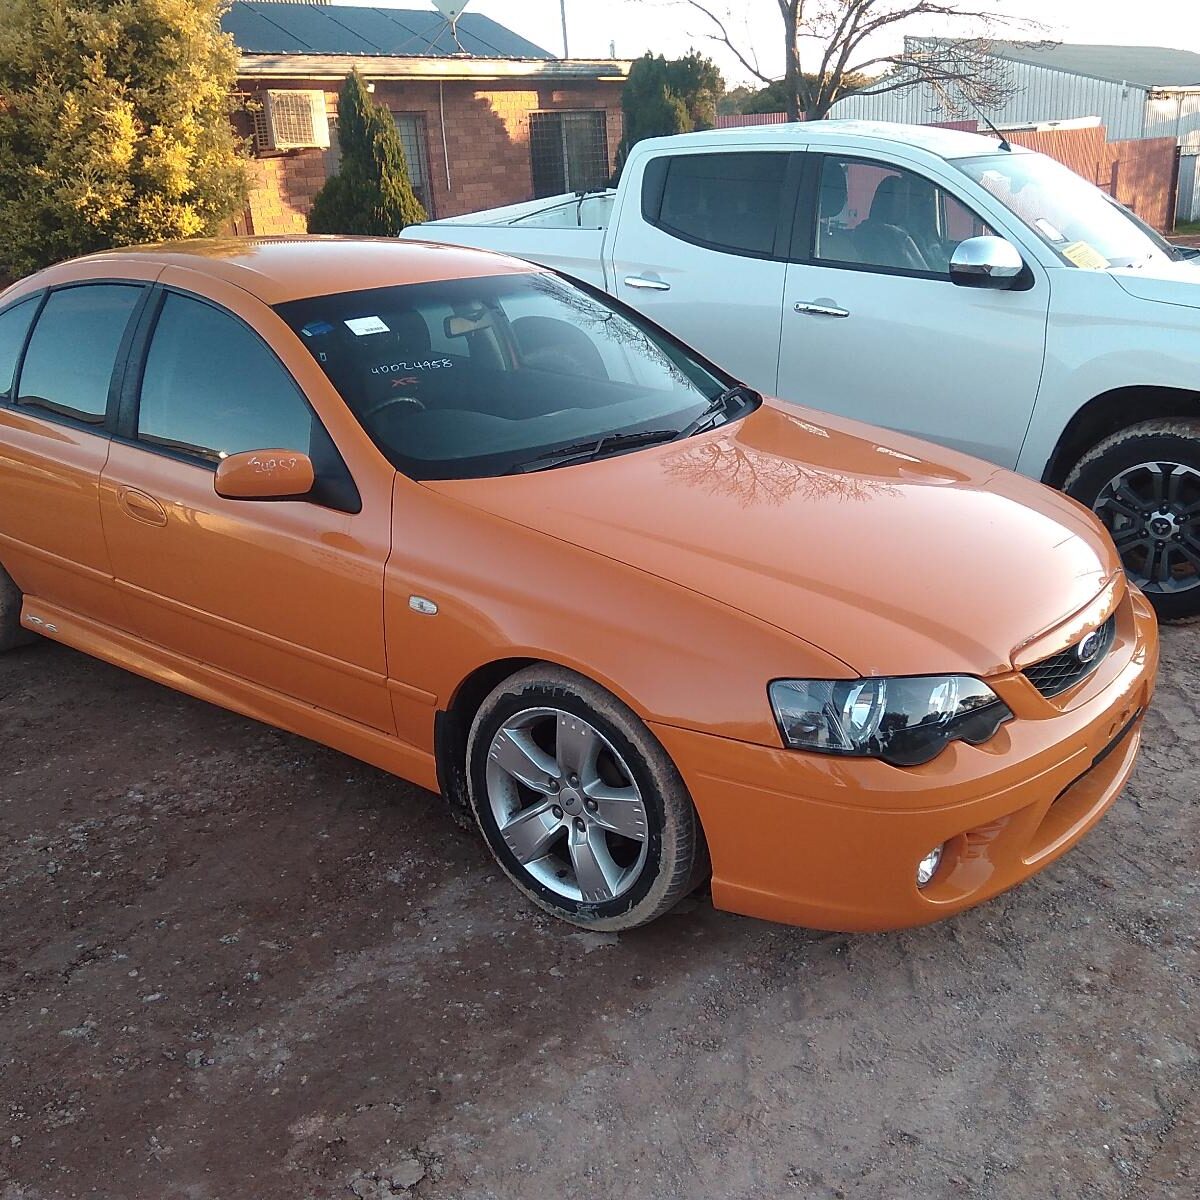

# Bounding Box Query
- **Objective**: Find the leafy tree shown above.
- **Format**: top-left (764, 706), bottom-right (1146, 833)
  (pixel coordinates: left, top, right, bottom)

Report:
top-left (733, 73), bottom-right (872, 115)
top-left (682, 1), bottom-right (1044, 121)
top-left (613, 51), bottom-right (723, 179)
top-left (718, 84), bottom-right (757, 115)
top-left (0, 0), bottom-right (247, 277)
top-left (308, 71), bottom-right (426, 235)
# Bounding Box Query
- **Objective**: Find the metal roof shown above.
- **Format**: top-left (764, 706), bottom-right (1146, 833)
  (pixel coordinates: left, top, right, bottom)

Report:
top-left (223, 2), bottom-right (554, 60)
top-left (988, 42), bottom-right (1200, 90)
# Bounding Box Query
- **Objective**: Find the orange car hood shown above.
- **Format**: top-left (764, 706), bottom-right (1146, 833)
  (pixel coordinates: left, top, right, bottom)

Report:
top-left (426, 401), bottom-right (1120, 678)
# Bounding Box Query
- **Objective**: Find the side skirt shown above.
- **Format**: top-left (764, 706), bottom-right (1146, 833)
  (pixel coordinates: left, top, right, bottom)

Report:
top-left (19, 596), bottom-right (440, 793)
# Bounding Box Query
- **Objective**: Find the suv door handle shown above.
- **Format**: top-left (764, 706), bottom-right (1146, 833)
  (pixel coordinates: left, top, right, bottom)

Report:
top-left (117, 487), bottom-right (168, 527)
top-left (624, 275), bottom-right (671, 291)
top-left (794, 301), bottom-right (850, 318)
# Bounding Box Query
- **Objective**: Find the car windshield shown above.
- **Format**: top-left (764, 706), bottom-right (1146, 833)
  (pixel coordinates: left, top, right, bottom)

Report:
top-left (276, 272), bottom-right (745, 480)
top-left (952, 152), bottom-right (1178, 270)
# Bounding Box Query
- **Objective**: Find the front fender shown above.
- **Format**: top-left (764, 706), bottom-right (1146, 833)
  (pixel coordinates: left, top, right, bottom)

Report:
top-left (382, 477), bottom-right (852, 757)
top-left (1017, 271), bottom-right (1200, 479)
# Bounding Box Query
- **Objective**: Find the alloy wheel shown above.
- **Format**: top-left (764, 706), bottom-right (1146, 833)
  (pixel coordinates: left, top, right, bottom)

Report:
top-left (1093, 460), bottom-right (1200, 594)
top-left (484, 707), bottom-right (649, 903)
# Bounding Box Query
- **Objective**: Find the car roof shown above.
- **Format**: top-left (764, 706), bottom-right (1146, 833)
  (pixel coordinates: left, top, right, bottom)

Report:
top-left (21, 236), bottom-right (533, 305)
top-left (640, 119), bottom-right (1026, 161)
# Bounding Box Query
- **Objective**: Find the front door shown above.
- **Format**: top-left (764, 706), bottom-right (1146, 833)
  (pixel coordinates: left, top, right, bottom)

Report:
top-left (777, 152), bottom-right (1051, 467)
top-left (609, 147), bottom-right (799, 394)
top-left (98, 281), bottom-right (395, 732)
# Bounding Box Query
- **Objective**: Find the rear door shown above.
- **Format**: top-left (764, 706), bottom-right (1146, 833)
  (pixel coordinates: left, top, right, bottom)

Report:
top-left (97, 273), bottom-right (396, 731)
top-left (0, 278), bottom-right (152, 631)
top-left (776, 150), bottom-right (1051, 467)
top-left (608, 147), bottom-right (801, 392)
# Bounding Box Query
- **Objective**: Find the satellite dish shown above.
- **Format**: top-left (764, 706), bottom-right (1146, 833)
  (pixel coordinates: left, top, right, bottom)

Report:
top-left (431, 0), bottom-right (472, 50)
top-left (431, 1), bottom-right (472, 19)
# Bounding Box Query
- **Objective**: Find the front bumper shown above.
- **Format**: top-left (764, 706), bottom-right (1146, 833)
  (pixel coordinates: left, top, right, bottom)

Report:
top-left (651, 587), bottom-right (1159, 932)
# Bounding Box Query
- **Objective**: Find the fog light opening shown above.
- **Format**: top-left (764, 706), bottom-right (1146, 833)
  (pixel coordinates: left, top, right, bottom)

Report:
top-left (916, 844), bottom-right (944, 889)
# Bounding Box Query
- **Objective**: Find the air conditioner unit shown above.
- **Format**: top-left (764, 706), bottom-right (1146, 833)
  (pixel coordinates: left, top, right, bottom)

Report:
top-left (253, 90), bottom-right (330, 153)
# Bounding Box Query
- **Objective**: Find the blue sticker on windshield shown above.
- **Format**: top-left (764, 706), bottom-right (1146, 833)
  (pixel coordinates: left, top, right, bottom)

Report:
top-left (301, 320), bottom-right (334, 337)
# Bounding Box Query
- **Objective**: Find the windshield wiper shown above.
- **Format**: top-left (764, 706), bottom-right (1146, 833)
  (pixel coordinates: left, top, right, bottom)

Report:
top-left (677, 384), bottom-right (756, 439)
top-left (514, 428), bottom-right (679, 473)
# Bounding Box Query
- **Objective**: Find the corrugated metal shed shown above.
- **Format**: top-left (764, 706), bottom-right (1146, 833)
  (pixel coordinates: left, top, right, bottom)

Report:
top-left (832, 39), bottom-right (1200, 144)
top-left (223, 1), bottom-right (554, 59)
top-left (986, 43), bottom-right (1200, 88)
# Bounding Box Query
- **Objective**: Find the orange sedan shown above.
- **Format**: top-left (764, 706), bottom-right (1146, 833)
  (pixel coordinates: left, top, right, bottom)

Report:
top-left (0, 238), bottom-right (1158, 931)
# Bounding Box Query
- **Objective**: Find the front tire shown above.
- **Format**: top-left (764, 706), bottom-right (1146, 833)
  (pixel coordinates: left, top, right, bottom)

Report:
top-left (466, 665), bottom-right (706, 931)
top-left (1065, 420), bottom-right (1200, 623)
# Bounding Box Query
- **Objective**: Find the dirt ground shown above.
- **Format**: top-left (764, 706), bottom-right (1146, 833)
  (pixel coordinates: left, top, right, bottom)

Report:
top-left (0, 629), bottom-right (1196, 1200)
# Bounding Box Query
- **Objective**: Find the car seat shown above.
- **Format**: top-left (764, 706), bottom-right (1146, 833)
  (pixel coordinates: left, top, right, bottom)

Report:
top-left (855, 174), bottom-right (934, 271)
top-left (512, 315), bottom-right (609, 379)
top-left (815, 164), bottom-right (860, 263)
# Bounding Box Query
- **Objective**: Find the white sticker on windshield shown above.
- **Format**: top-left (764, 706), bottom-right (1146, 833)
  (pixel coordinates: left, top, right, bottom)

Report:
top-left (345, 316), bottom-right (390, 336)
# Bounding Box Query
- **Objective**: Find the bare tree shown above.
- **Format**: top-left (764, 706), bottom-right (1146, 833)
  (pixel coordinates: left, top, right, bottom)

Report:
top-left (680, 1), bottom-right (1047, 121)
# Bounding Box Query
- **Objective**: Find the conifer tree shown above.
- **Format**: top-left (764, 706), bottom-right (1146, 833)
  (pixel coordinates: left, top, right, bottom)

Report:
top-left (308, 71), bottom-right (427, 235)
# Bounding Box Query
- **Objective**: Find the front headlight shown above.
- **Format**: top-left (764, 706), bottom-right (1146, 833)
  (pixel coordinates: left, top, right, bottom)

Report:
top-left (768, 675), bottom-right (1012, 767)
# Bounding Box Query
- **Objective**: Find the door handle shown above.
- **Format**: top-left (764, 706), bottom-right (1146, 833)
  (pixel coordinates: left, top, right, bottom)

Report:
top-left (794, 301), bottom-right (850, 318)
top-left (624, 275), bottom-right (671, 291)
top-left (117, 487), bottom-right (168, 527)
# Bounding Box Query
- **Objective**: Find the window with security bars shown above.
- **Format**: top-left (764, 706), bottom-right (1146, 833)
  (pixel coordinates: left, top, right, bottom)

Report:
top-left (324, 112), bottom-right (435, 217)
top-left (391, 112), bottom-right (433, 216)
top-left (530, 110), bottom-right (609, 198)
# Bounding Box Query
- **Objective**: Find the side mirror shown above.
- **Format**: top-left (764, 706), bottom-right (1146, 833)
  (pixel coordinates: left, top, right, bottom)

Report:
top-left (949, 236), bottom-right (1025, 289)
top-left (214, 449), bottom-right (315, 501)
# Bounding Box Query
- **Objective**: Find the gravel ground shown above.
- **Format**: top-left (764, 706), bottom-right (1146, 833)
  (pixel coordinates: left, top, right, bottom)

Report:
top-left (0, 629), bottom-right (1196, 1200)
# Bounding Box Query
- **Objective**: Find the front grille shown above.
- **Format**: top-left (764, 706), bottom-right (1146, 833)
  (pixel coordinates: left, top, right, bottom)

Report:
top-left (1024, 614), bottom-right (1116, 699)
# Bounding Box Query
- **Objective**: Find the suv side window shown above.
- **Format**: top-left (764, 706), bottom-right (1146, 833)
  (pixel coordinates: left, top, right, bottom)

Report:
top-left (137, 292), bottom-right (314, 463)
top-left (18, 285), bottom-right (143, 423)
top-left (813, 156), bottom-right (994, 276)
top-left (0, 296), bottom-right (38, 401)
top-left (645, 152), bottom-right (790, 258)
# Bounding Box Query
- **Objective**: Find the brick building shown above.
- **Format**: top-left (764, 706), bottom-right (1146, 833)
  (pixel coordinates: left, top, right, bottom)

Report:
top-left (223, 1), bottom-right (630, 236)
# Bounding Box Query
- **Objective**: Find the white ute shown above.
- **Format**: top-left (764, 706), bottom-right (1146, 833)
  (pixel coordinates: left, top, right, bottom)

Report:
top-left (404, 120), bottom-right (1200, 620)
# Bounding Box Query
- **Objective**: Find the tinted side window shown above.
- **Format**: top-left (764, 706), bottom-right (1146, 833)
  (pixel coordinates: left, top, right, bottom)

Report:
top-left (814, 156), bottom-right (994, 275)
top-left (18, 285), bottom-right (143, 423)
top-left (0, 297), bottom-right (38, 401)
top-left (652, 153), bottom-right (788, 257)
top-left (137, 293), bottom-right (312, 463)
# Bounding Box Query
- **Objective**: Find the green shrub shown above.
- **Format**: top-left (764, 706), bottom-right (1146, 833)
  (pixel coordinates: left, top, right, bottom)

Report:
top-left (0, 0), bottom-right (248, 276)
top-left (613, 52), bottom-right (723, 181)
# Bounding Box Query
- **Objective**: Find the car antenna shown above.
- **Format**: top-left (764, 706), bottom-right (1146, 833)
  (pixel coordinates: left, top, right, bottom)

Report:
top-left (930, 77), bottom-right (1011, 150)
top-left (978, 111), bottom-right (1012, 152)
top-left (963, 98), bottom-right (1011, 151)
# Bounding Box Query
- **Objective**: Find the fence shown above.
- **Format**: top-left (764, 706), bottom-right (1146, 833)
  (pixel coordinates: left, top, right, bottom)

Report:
top-left (715, 112), bottom-right (790, 128)
top-left (1002, 126), bottom-right (1178, 232)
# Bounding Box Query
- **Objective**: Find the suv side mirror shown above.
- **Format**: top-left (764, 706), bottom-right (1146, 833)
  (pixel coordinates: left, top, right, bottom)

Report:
top-left (950, 236), bottom-right (1025, 289)
top-left (215, 450), bottom-right (315, 501)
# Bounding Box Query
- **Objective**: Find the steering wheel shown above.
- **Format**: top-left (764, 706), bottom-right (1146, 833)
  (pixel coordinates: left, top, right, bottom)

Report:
top-left (360, 395), bottom-right (426, 420)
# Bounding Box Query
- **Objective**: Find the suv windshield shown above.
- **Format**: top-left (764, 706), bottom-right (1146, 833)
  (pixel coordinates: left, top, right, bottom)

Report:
top-left (952, 152), bottom-right (1178, 270)
top-left (276, 272), bottom-right (746, 480)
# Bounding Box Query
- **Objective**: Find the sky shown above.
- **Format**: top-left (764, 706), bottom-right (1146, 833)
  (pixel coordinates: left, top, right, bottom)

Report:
top-left (371, 1), bottom-right (1200, 84)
